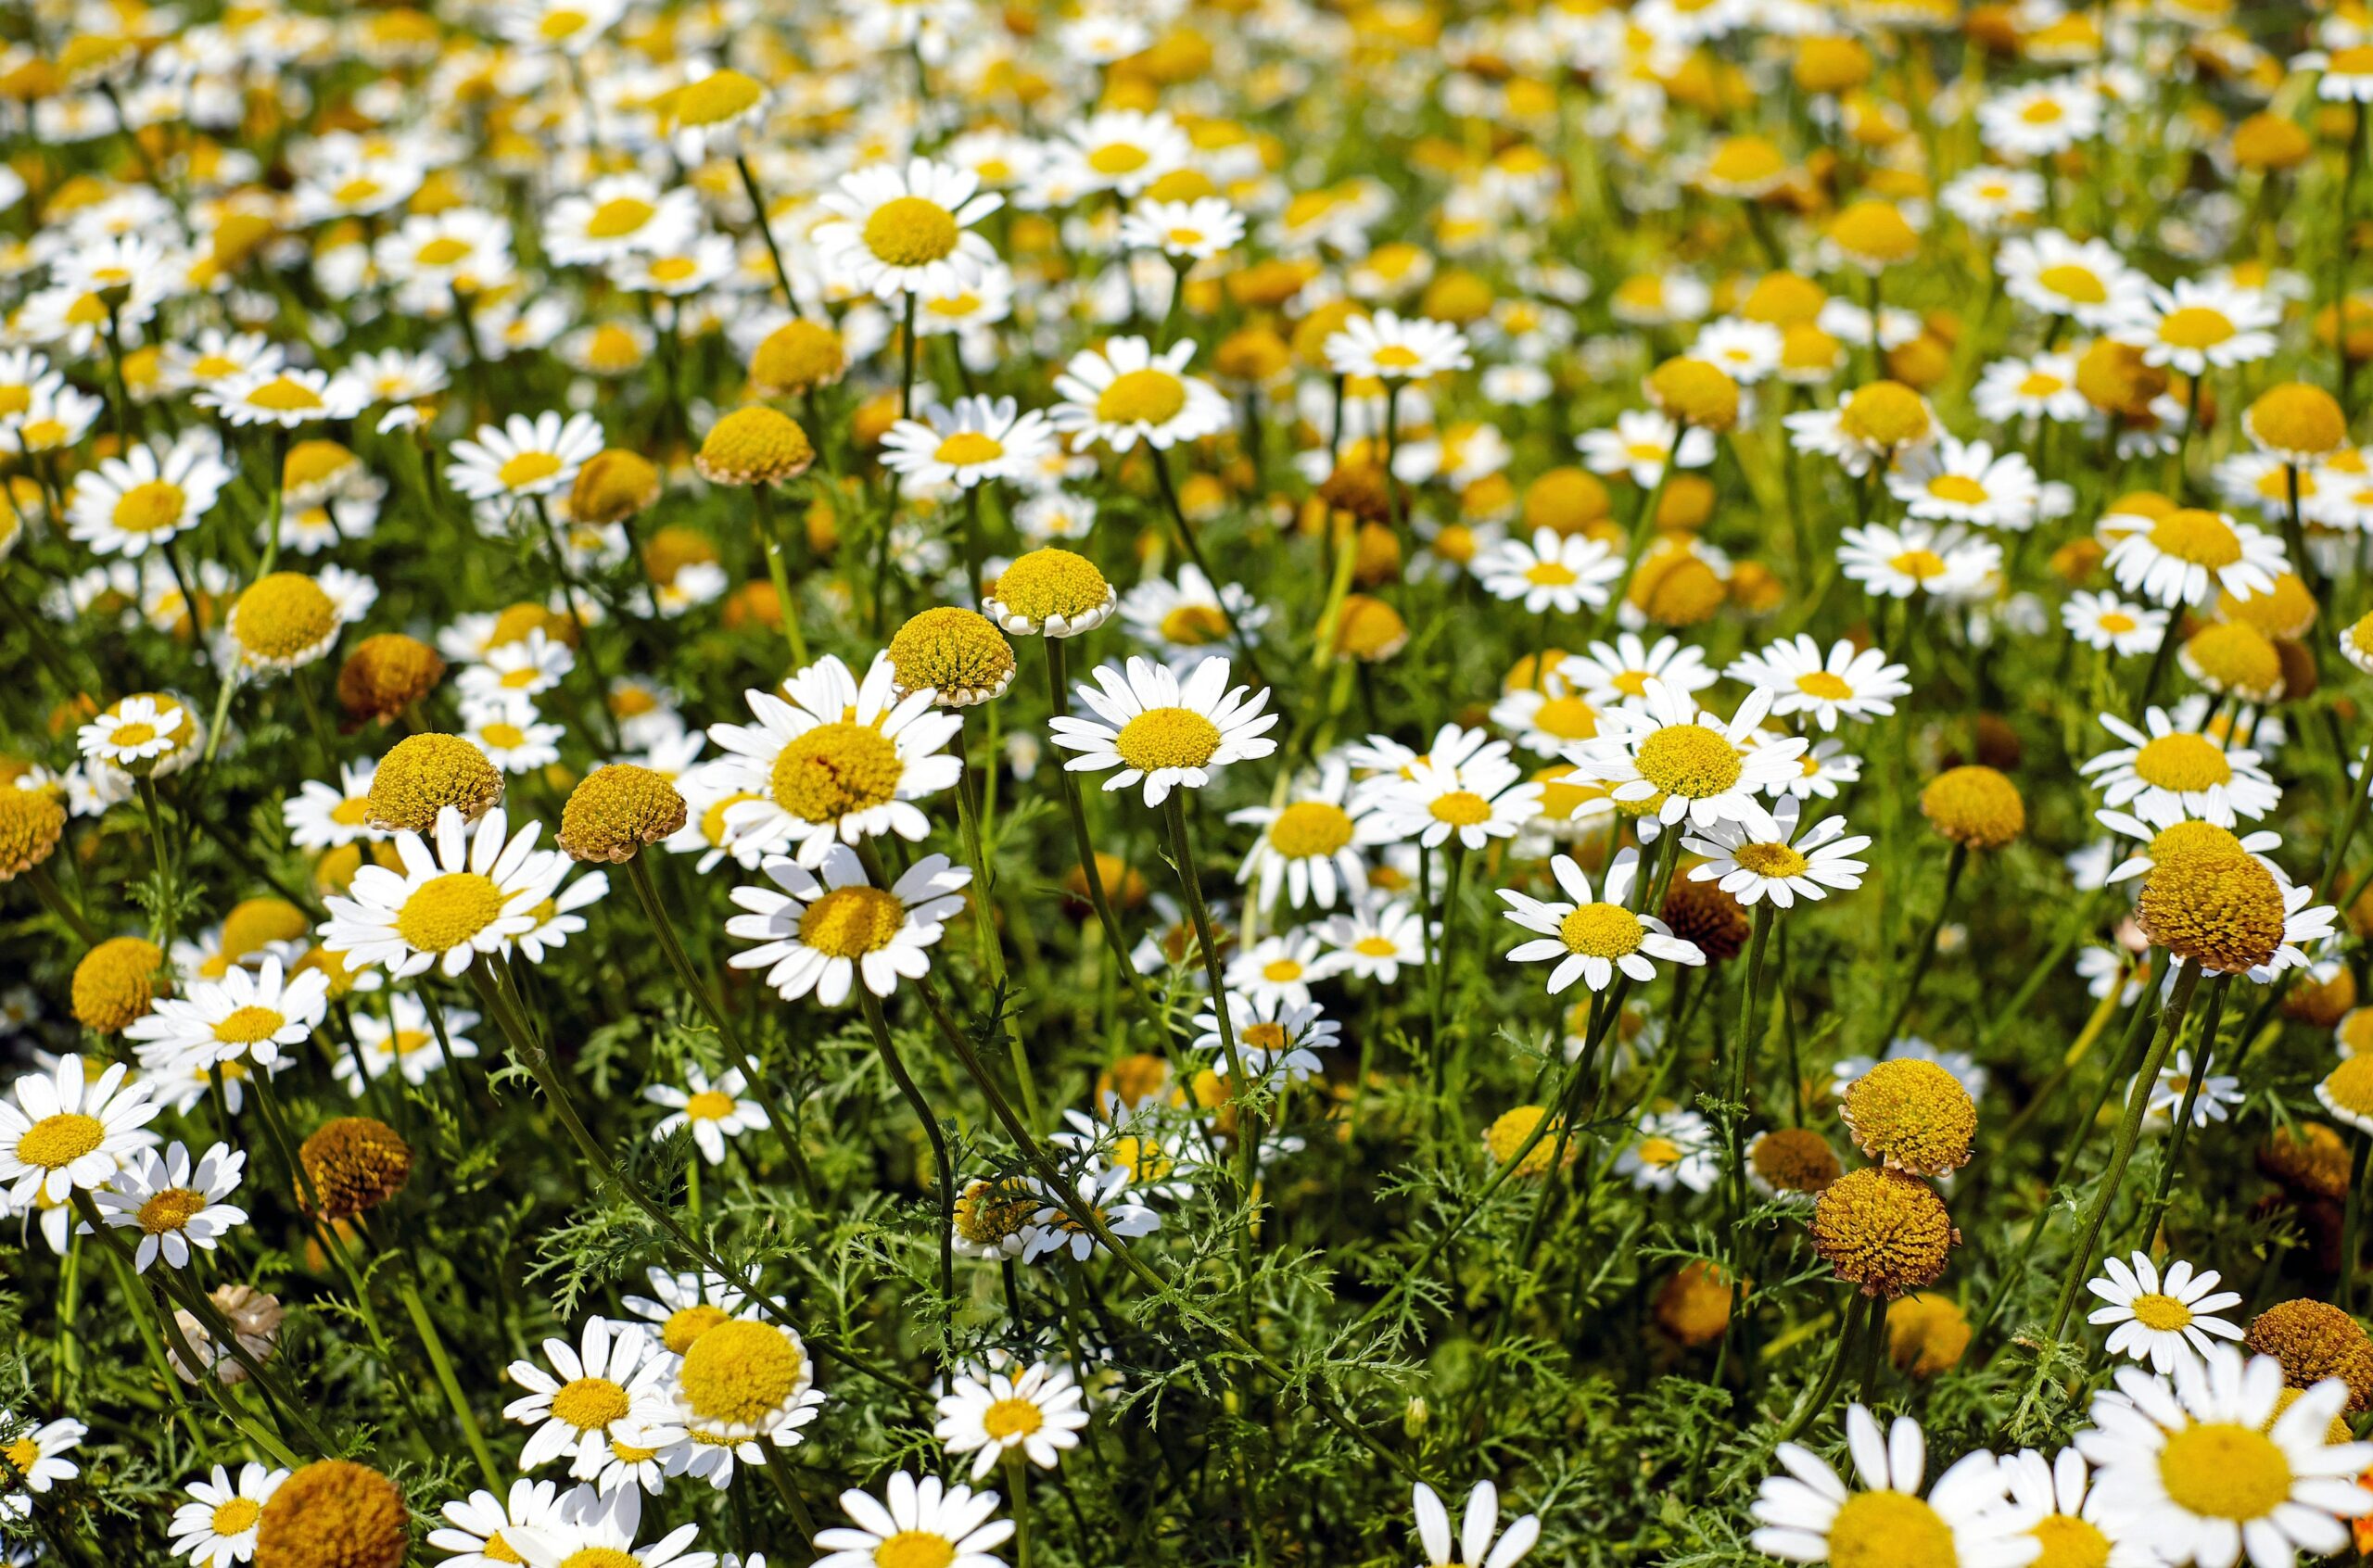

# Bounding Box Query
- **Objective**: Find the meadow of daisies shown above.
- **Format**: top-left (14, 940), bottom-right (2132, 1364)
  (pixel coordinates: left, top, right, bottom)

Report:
top-left (26, 1), bottom-right (2373, 1566)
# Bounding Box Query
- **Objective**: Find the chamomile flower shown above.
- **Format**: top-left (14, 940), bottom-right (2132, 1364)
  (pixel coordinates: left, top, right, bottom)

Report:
top-left (880, 396), bottom-right (1056, 490)
top-left (1726, 637), bottom-right (1909, 731)
top-left (321, 805), bottom-right (565, 980)
top-left (1048, 655), bottom-right (1278, 807)
top-left (1317, 896), bottom-right (1431, 984)
top-left (0, 1416), bottom-right (82, 1519)
top-left (447, 411), bottom-right (605, 503)
top-left (814, 1472), bottom-right (1014, 1568)
top-left (340, 994), bottom-right (479, 1094)
top-left (2086, 1254), bottom-right (2245, 1374)
top-left (724, 845), bottom-right (969, 1005)
top-left (65, 436), bottom-right (232, 557)
top-left (1751, 1406), bottom-right (2030, 1568)
top-left (1836, 521), bottom-right (2002, 602)
top-left (1886, 438), bottom-right (2042, 529)
top-left (2075, 1346), bottom-right (2373, 1568)
top-left (1222, 930), bottom-right (1335, 1009)
top-left (87, 1141), bottom-right (247, 1272)
top-left (706, 652), bottom-right (963, 866)
top-left (1326, 310), bottom-right (1474, 381)
top-left (2062, 592), bottom-right (2167, 656)
top-left (1999, 230), bottom-right (2147, 328)
top-left (123, 955), bottom-right (329, 1069)
top-left (1227, 760), bottom-right (1386, 912)
top-left (1366, 750), bottom-right (1543, 852)
top-left (2082, 708), bottom-right (2280, 828)
top-left (196, 369), bottom-right (370, 429)
top-left (645, 1068), bottom-right (763, 1167)
top-left (429, 1479), bottom-right (569, 1568)
top-left (1617, 1109), bottom-right (1719, 1193)
top-left (1974, 353), bottom-right (2091, 424)
top-left (1409, 1481), bottom-right (1541, 1568)
top-left (503, 1320), bottom-right (679, 1480)
top-left (815, 158), bottom-right (1003, 301)
top-left (2143, 1050), bottom-right (2243, 1130)
top-left (1500, 848), bottom-right (1705, 994)
top-left (169, 1463), bottom-right (286, 1568)
top-left (1194, 992), bottom-right (1341, 1083)
top-left (511, 1484), bottom-right (708, 1568)
top-left (1575, 680), bottom-right (1804, 837)
top-left (1119, 566), bottom-right (1271, 670)
top-left (2103, 507), bottom-right (2285, 608)
top-left (2118, 279), bottom-right (2281, 376)
top-left (1021, 1166), bottom-right (1162, 1265)
top-left (1048, 335), bottom-right (1232, 453)
top-left (1475, 527), bottom-right (1624, 614)
top-left (0, 1056), bottom-right (159, 1206)
top-left (542, 177), bottom-right (700, 267)
top-left (1576, 409), bottom-right (1717, 485)
top-left (1119, 197), bottom-right (1244, 261)
top-left (934, 1363), bottom-right (1090, 1481)
top-left (1683, 799), bottom-right (1871, 907)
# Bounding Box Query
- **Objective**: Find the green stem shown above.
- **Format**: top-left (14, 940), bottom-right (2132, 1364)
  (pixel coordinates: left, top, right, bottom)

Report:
top-left (390, 1266), bottom-right (503, 1492)
top-left (858, 987), bottom-right (956, 1354)
top-left (1875, 842), bottom-right (1965, 1047)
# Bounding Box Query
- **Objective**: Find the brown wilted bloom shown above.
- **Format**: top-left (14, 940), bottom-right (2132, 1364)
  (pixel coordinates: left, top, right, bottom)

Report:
top-left (336, 633), bottom-right (446, 726)
top-left (170, 1283), bottom-right (284, 1385)
top-left (298, 1117), bottom-right (412, 1220)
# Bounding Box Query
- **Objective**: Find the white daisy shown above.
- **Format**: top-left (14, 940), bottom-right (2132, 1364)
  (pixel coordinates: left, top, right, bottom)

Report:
top-left (1886, 438), bottom-right (2042, 530)
top-left (502, 1320), bottom-right (679, 1481)
top-left (1682, 799), bottom-right (1871, 908)
top-left (1993, 1448), bottom-right (2157, 1568)
top-left (64, 435), bottom-right (233, 558)
top-left (1409, 1481), bottom-right (1541, 1568)
top-left (1726, 636), bottom-right (1909, 731)
top-left (1474, 527), bottom-right (1625, 614)
top-left (2081, 708), bottom-right (2280, 828)
top-left (1617, 1108), bottom-right (1719, 1194)
top-left (815, 158), bottom-right (1003, 301)
top-left (1750, 1406), bottom-right (2032, 1568)
top-left (1317, 896), bottom-right (1431, 984)
top-left (1047, 335), bottom-right (1232, 453)
top-left (1574, 680), bottom-right (1805, 837)
top-left (320, 805), bottom-right (566, 980)
top-left (87, 1140), bottom-right (247, 1272)
top-left (0, 1056), bottom-right (160, 1207)
top-left (2085, 1252), bottom-right (2245, 1374)
top-left (123, 955), bottom-right (330, 1069)
top-left (933, 1362), bottom-right (1090, 1481)
top-left (644, 1067), bottom-right (764, 1167)
top-left (1325, 310), bottom-right (1474, 381)
top-left (1047, 654), bottom-right (1279, 807)
top-left (2101, 508), bottom-right (2285, 608)
top-left (814, 1471), bottom-right (1014, 1568)
top-left (1500, 848), bottom-right (1705, 994)
top-left (428, 1478), bottom-right (570, 1568)
top-left (168, 1462), bottom-right (286, 1568)
top-left (2062, 591), bottom-right (2167, 656)
top-left (447, 411), bottom-right (606, 503)
top-left (340, 994), bottom-right (480, 1094)
top-left (881, 396), bottom-right (1056, 491)
top-left (1020, 1166), bottom-right (1162, 1265)
top-left (725, 845), bottom-right (970, 1006)
top-left (1225, 760), bottom-right (1387, 912)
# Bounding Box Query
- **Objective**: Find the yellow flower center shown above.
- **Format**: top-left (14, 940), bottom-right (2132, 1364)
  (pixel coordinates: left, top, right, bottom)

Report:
top-left (862, 196), bottom-right (960, 267)
top-left (797, 886), bottom-right (907, 958)
top-left (1159, 603), bottom-right (1231, 644)
top-left (1372, 344), bottom-right (1423, 371)
top-left (2, 1438), bottom-right (34, 1475)
top-left (1531, 694), bottom-right (1598, 740)
top-left (1096, 369), bottom-right (1188, 426)
top-left (213, 1005), bottom-right (287, 1045)
top-left (2157, 307), bottom-right (2236, 351)
top-left (244, 376), bottom-right (324, 411)
top-left (2133, 732), bottom-right (2233, 792)
top-left (560, 1549), bottom-right (641, 1568)
top-left (1837, 383), bottom-right (1932, 447)
top-left (2099, 612), bottom-right (2137, 633)
top-left (2130, 1291), bottom-right (2194, 1331)
top-left (1559, 902), bottom-right (1644, 958)
top-left (394, 872), bottom-right (507, 953)
top-left (548, 1375), bottom-right (631, 1432)
top-left (982, 1396), bottom-right (1046, 1439)
top-left (1114, 707), bottom-right (1224, 772)
top-left (582, 198), bottom-right (655, 240)
top-left (1268, 801), bottom-right (1354, 858)
top-left (678, 1318), bottom-right (803, 1426)
top-left (1262, 957), bottom-right (1302, 981)
top-left (1733, 841), bottom-right (1809, 879)
top-left (111, 721), bottom-right (159, 748)
top-left (211, 1497), bottom-right (261, 1536)
top-left (497, 451), bottom-right (565, 490)
top-left (1823, 1490), bottom-right (1959, 1568)
top-left (480, 722), bottom-right (528, 750)
top-left (1428, 790), bottom-right (1492, 826)
top-left (1355, 936), bottom-right (1399, 956)
top-left (933, 431), bottom-right (1005, 466)
top-left (2029, 1513), bottom-right (2111, 1568)
top-left (662, 1303), bottom-right (730, 1354)
top-left (876, 1534), bottom-right (958, 1568)
top-left (1888, 549), bottom-right (1948, 581)
top-left (234, 573), bottom-right (338, 661)
top-left (18, 1113), bottom-right (104, 1170)
top-left (484, 1530), bottom-right (525, 1564)
top-left (1087, 143), bottom-right (1150, 174)
top-left (111, 479), bottom-right (186, 534)
top-left (1524, 560), bottom-right (1579, 587)
top-left (136, 1185), bottom-right (208, 1234)
top-left (673, 68), bottom-right (762, 125)
top-left (2019, 370), bottom-right (2069, 396)
top-left (2156, 1422), bottom-right (2292, 1521)
top-left (647, 256), bottom-right (699, 285)
top-left (1925, 474), bottom-right (1989, 505)
top-left (2037, 264), bottom-right (2107, 304)
top-left (685, 1090), bottom-right (736, 1121)
top-left (2020, 97), bottom-right (2066, 123)
top-left (769, 721), bottom-right (905, 823)
top-left (1632, 724), bottom-right (1744, 799)
top-left (2149, 510), bottom-right (2241, 566)
top-left (1796, 671), bottom-right (1855, 700)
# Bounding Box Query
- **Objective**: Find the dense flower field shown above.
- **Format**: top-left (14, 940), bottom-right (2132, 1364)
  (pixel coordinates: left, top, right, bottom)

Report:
top-left (19, 0), bottom-right (2373, 1564)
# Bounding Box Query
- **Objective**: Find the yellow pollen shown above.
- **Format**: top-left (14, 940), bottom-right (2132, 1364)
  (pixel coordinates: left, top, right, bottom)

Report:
top-left (1428, 790), bottom-right (1492, 826)
top-left (2037, 264), bottom-right (2107, 304)
top-left (17, 1113), bottom-right (104, 1170)
top-left (111, 480), bottom-right (186, 535)
top-left (136, 1186), bottom-right (209, 1234)
top-left (480, 722), bottom-right (528, 750)
top-left (1261, 958), bottom-right (1302, 981)
top-left (1, 1438), bottom-right (33, 1475)
top-left (647, 257), bottom-right (698, 284)
top-left (2100, 612), bottom-right (2137, 633)
top-left (933, 431), bottom-right (1005, 466)
top-left (484, 1531), bottom-right (525, 1564)
top-left (993, 549), bottom-right (1110, 624)
top-left (1632, 724), bottom-right (1744, 799)
top-left (2133, 732), bottom-right (2233, 792)
top-left (560, 1549), bottom-right (641, 1568)
top-left (1823, 1490), bottom-right (1959, 1568)
top-left (1560, 902), bottom-right (1644, 958)
top-left (1096, 369), bottom-right (1188, 426)
top-left (661, 1304), bottom-right (730, 1354)
top-left (2029, 1513), bottom-right (2111, 1568)
top-left (2130, 1292), bottom-right (2194, 1332)
top-left (797, 886), bottom-right (907, 958)
top-left (1372, 344), bottom-right (1423, 371)
top-left (1113, 707), bottom-right (1224, 772)
top-left (769, 722), bottom-right (904, 823)
top-left (876, 1534), bottom-right (958, 1568)
top-left (678, 1318), bottom-right (803, 1427)
top-left (1925, 474), bottom-right (1989, 505)
top-left (1158, 603), bottom-right (1231, 645)
top-left (1532, 694), bottom-right (1597, 740)
top-left (1269, 801), bottom-right (1355, 858)
top-left (2149, 510), bottom-right (2242, 567)
top-left (1889, 549), bottom-right (1948, 580)
top-left (1733, 841), bottom-right (1809, 878)
top-left (212, 1005), bottom-right (286, 1045)
top-left (1355, 936), bottom-right (1399, 955)
top-left (210, 1497), bottom-right (261, 1536)
top-left (1524, 561), bottom-right (1580, 587)
top-left (414, 236), bottom-right (471, 266)
top-left (2156, 1422), bottom-right (2292, 1521)
top-left (2019, 371), bottom-right (2068, 396)
top-left (548, 1376), bottom-right (631, 1432)
top-left (982, 1397), bottom-right (1045, 1439)
top-left (1086, 143), bottom-right (1150, 175)
top-left (685, 1089), bottom-right (735, 1120)
top-left (243, 376), bottom-right (324, 411)
top-left (1796, 671), bottom-right (1855, 701)
top-left (2020, 97), bottom-right (2066, 123)
top-left (393, 872), bottom-right (506, 953)
top-left (583, 197), bottom-right (656, 238)
top-left (862, 196), bottom-right (960, 267)
top-left (2157, 307), bottom-right (2237, 351)
top-left (497, 451), bottom-right (565, 490)
top-left (111, 721), bottom-right (159, 748)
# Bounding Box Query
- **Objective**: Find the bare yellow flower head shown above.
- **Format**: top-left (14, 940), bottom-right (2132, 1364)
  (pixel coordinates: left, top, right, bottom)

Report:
top-left (228, 573), bottom-right (341, 671)
top-left (2137, 841), bottom-right (2287, 975)
top-left (1793, 34), bottom-right (1874, 94)
top-left (1841, 1058), bottom-right (1977, 1176)
top-left (1645, 356), bottom-right (1741, 432)
top-left (2180, 619), bottom-right (2284, 702)
top-left (558, 764), bottom-right (688, 863)
top-left (1886, 1294), bottom-right (1972, 1377)
top-left (569, 449), bottom-right (662, 525)
top-left (222, 897), bottom-right (310, 962)
top-left (298, 1117), bottom-right (412, 1220)
top-left (1482, 1105), bottom-right (1567, 1176)
top-left (367, 732), bottom-right (502, 832)
top-left (2243, 382), bottom-right (2349, 461)
top-left (1810, 1167), bottom-right (1959, 1298)
top-left (1825, 199), bottom-right (1921, 269)
top-left (696, 406), bottom-right (815, 487)
top-left (72, 936), bottom-right (164, 1031)
top-left (2245, 1299), bottom-right (2373, 1414)
top-left (1920, 765), bottom-right (2024, 850)
top-left (887, 606), bottom-right (1018, 707)
top-left (1653, 1261), bottom-right (1735, 1347)
top-left (1836, 380), bottom-right (1935, 449)
top-left (0, 785), bottom-right (65, 880)
top-left (2218, 572), bottom-right (2317, 641)
top-left (255, 1460), bottom-right (408, 1568)
top-left (1331, 593), bottom-right (1410, 662)
top-left (983, 548), bottom-right (1116, 637)
top-left (337, 633), bottom-right (445, 725)
top-left (751, 319), bottom-right (848, 396)
top-left (1749, 1128), bottom-right (1841, 1198)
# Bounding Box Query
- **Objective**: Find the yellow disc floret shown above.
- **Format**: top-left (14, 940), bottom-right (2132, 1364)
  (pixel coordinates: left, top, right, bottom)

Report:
top-left (1810, 1168), bottom-right (1959, 1298)
top-left (558, 765), bottom-right (689, 863)
top-left (1841, 1058), bottom-right (1977, 1176)
top-left (677, 1318), bottom-right (806, 1430)
top-left (1920, 765), bottom-right (2024, 850)
top-left (298, 1117), bottom-right (412, 1221)
top-left (254, 1460), bottom-right (408, 1568)
top-left (696, 407), bottom-right (815, 487)
top-left (72, 935), bottom-right (164, 1032)
top-left (887, 607), bottom-right (1016, 706)
top-left (367, 733), bottom-right (503, 832)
